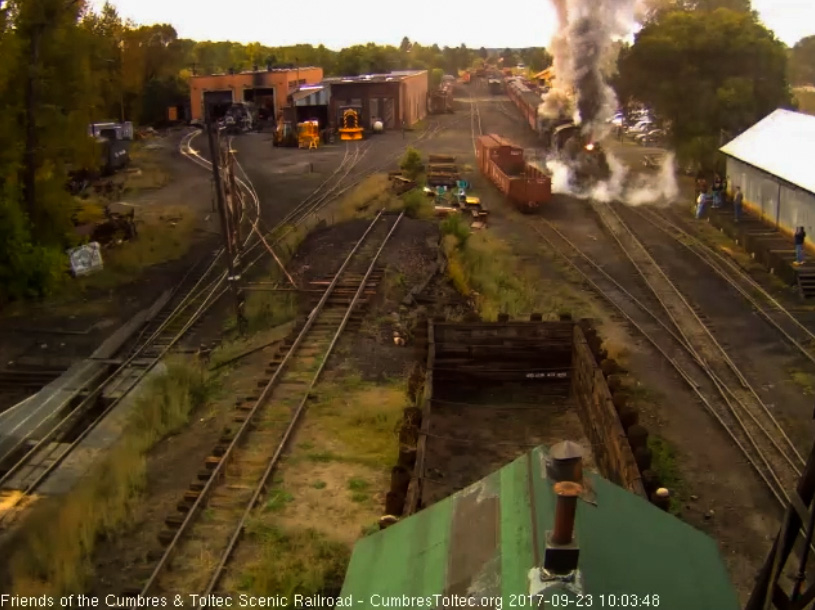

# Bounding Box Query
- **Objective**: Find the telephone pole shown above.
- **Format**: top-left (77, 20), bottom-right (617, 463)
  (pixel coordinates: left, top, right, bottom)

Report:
top-left (206, 109), bottom-right (246, 335)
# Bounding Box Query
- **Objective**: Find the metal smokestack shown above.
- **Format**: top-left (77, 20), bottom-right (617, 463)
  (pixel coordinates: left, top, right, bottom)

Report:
top-left (552, 481), bottom-right (581, 545)
top-left (547, 440), bottom-right (584, 483)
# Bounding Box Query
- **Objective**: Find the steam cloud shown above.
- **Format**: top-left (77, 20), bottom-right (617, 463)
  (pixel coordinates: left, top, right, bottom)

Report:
top-left (538, 0), bottom-right (678, 205)
top-left (540, 0), bottom-right (638, 136)
top-left (544, 152), bottom-right (679, 206)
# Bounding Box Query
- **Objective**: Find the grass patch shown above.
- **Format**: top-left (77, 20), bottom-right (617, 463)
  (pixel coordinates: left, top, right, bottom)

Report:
top-left (790, 369), bottom-right (815, 395)
top-left (121, 143), bottom-right (171, 194)
top-left (337, 174), bottom-right (394, 221)
top-left (210, 321), bottom-right (295, 369)
top-left (402, 189), bottom-right (435, 220)
top-left (441, 215), bottom-right (588, 320)
top-left (311, 480), bottom-right (327, 489)
top-left (265, 489), bottom-right (295, 512)
top-left (794, 88), bottom-right (815, 117)
top-left (647, 435), bottom-right (684, 514)
top-left (307, 377), bottom-right (406, 468)
top-left (347, 477), bottom-right (370, 492)
top-left (9, 357), bottom-right (217, 595)
top-left (236, 523), bottom-right (349, 598)
top-left (61, 204), bottom-right (198, 296)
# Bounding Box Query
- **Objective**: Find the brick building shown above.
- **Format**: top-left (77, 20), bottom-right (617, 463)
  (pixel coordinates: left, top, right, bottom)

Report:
top-left (189, 66), bottom-right (323, 123)
top-left (322, 70), bottom-right (428, 130)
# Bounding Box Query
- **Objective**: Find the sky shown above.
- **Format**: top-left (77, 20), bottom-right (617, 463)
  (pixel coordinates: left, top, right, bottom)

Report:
top-left (91, 0), bottom-right (813, 49)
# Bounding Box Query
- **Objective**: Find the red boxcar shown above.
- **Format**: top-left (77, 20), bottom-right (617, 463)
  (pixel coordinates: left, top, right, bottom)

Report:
top-left (476, 134), bottom-right (551, 213)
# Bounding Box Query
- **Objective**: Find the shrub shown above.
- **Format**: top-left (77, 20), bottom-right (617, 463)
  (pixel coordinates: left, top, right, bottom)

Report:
top-left (399, 147), bottom-right (423, 181)
top-left (401, 189), bottom-right (434, 219)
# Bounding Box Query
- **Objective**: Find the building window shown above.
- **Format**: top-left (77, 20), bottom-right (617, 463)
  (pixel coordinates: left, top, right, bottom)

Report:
top-left (298, 79), bottom-right (306, 85)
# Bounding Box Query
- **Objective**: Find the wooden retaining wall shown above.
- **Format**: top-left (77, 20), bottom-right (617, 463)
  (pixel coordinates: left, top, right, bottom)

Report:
top-left (403, 319), bottom-right (435, 517)
top-left (571, 324), bottom-right (646, 497)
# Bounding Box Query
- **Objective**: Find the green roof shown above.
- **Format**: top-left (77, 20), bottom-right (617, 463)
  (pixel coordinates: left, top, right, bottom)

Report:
top-left (341, 445), bottom-right (739, 609)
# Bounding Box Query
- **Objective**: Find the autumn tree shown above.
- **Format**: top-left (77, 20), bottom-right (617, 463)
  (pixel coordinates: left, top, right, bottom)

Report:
top-left (790, 35), bottom-right (815, 86)
top-left (641, 0), bottom-right (753, 22)
top-left (616, 8), bottom-right (792, 169)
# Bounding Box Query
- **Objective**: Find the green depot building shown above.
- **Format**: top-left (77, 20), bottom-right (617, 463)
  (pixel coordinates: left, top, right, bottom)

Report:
top-left (340, 444), bottom-right (740, 609)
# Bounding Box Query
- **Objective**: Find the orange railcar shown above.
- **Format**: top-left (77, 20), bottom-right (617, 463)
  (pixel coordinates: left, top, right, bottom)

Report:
top-left (475, 134), bottom-right (551, 213)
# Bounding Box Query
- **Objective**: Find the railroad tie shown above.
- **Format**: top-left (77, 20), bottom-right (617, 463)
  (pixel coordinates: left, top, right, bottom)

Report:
top-left (165, 514), bottom-right (185, 528)
top-left (158, 529), bottom-right (176, 545)
top-left (196, 469), bottom-right (214, 482)
top-left (256, 378), bottom-right (271, 388)
top-left (205, 456), bottom-right (222, 469)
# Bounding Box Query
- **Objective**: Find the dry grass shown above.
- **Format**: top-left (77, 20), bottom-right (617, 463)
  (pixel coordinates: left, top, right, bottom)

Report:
top-left (65, 204), bottom-right (199, 295)
top-left (121, 144), bottom-right (171, 194)
top-left (789, 369), bottom-right (815, 395)
top-left (210, 321), bottom-right (295, 369)
top-left (221, 374), bottom-right (405, 599)
top-left (441, 215), bottom-right (593, 320)
top-left (336, 174), bottom-right (394, 221)
top-left (8, 357), bottom-right (217, 595)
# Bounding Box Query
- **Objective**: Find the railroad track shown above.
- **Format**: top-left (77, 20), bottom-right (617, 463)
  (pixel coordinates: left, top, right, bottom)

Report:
top-left (0, 133), bottom-right (261, 526)
top-left (128, 210), bottom-right (404, 604)
top-left (0, 121), bottom-right (442, 527)
top-left (534, 203), bottom-right (803, 509)
top-left (621, 203), bottom-right (815, 366)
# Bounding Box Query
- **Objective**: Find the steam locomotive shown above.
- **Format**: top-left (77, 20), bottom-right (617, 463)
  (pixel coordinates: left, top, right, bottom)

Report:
top-left (505, 78), bottom-right (611, 187)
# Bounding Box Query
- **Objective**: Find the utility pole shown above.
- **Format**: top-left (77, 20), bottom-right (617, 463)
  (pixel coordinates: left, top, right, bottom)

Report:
top-left (206, 109), bottom-right (246, 335)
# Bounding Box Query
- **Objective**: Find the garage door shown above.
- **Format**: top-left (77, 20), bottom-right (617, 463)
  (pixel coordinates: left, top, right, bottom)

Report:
top-left (203, 90), bottom-right (234, 119)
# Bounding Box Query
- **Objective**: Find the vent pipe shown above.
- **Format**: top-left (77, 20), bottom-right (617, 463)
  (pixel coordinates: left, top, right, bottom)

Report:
top-left (552, 481), bottom-right (581, 545)
top-left (547, 441), bottom-right (583, 484)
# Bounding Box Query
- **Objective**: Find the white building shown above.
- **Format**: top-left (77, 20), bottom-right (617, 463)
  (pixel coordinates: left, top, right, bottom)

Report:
top-left (720, 108), bottom-right (815, 240)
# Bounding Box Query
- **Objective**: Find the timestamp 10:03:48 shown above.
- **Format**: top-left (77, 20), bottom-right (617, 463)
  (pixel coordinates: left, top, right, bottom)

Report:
top-left (546, 593), bottom-right (660, 607)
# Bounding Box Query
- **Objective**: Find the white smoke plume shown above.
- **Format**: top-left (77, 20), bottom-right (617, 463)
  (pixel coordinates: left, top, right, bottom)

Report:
top-left (546, 152), bottom-right (679, 206)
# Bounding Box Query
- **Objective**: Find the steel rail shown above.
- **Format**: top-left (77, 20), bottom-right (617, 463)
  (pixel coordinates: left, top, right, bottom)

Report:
top-left (532, 220), bottom-right (787, 506)
top-left (200, 212), bottom-right (405, 600)
top-left (135, 210), bottom-right (398, 600)
top-left (0, 131), bottom-right (259, 520)
top-left (587, 202), bottom-right (803, 504)
top-left (628, 204), bottom-right (815, 366)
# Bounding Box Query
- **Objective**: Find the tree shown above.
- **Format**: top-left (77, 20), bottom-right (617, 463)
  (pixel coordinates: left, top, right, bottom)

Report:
top-left (790, 35), bottom-right (815, 86)
top-left (616, 8), bottom-right (792, 169)
top-left (519, 47), bottom-right (553, 72)
top-left (641, 0), bottom-right (753, 22)
top-left (478, 47), bottom-right (488, 59)
top-left (399, 36), bottom-right (411, 53)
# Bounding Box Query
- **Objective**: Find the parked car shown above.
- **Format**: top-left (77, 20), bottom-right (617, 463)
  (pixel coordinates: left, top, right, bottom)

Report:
top-left (635, 128), bottom-right (665, 145)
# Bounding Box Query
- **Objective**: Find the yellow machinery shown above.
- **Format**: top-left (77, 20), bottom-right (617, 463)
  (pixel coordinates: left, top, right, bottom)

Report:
top-left (297, 120), bottom-right (320, 149)
top-left (338, 108), bottom-right (363, 141)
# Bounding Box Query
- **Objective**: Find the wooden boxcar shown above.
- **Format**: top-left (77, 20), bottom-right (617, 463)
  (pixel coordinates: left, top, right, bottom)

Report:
top-left (475, 134), bottom-right (551, 213)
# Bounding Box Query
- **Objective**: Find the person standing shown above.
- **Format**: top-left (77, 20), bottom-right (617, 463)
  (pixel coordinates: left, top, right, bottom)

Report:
top-left (696, 190), bottom-right (707, 219)
top-left (733, 187), bottom-right (743, 222)
top-left (794, 227), bottom-right (807, 266)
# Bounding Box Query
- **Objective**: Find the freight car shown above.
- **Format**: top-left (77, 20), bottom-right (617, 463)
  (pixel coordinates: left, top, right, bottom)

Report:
top-left (488, 78), bottom-right (503, 95)
top-left (505, 78), bottom-right (611, 186)
top-left (475, 134), bottom-right (551, 213)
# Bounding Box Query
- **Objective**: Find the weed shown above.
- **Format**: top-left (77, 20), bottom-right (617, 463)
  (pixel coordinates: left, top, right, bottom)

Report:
top-left (400, 148), bottom-right (423, 180)
top-left (237, 523), bottom-right (349, 598)
top-left (311, 481), bottom-right (327, 490)
top-left (9, 357), bottom-right (216, 594)
top-left (266, 490), bottom-right (295, 512)
top-left (647, 436), bottom-right (684, 513)
top-left (122, 144), bottom-right (171, 194)
top-left (337, 174), bottom-right (394, 221)
top-left (351, 492), bottom-right (369, 503)
top-left (790, 370), bottom-right (815, 395)
top-left (440, 214), bottom-right (471, 245)
top-left (402, 189), bottom-right (434, 220)
top-left (361, 523), bottom-right (380, 537)
top-left (347, 478), bottom-right (369, 492)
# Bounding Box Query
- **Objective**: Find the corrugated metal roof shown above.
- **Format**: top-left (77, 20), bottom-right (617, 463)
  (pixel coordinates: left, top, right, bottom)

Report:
top-left (720, 109), bottom-right (815, 195)
top-left (341, 445), bottom-right (739, 609)
top-left (323, 70), bottom-right (426, 84)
